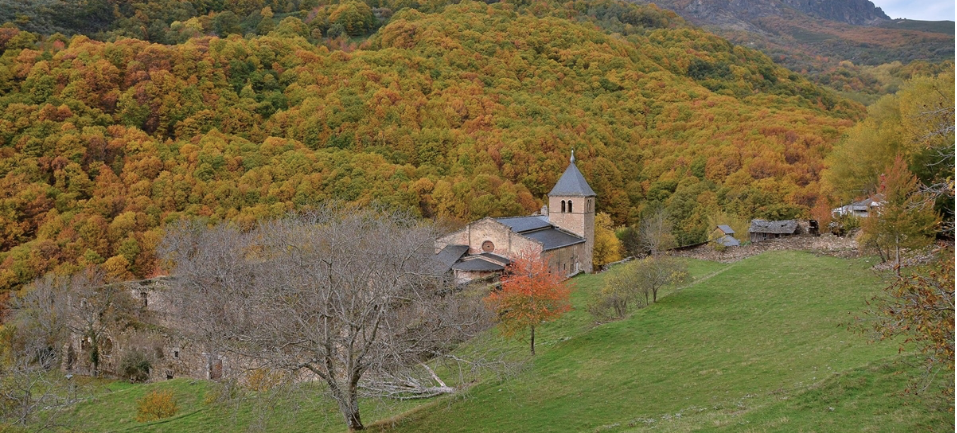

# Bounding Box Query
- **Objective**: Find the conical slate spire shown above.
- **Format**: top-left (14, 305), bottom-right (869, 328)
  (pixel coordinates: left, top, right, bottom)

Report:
top-left (549, 152), bottom-right (595, 197)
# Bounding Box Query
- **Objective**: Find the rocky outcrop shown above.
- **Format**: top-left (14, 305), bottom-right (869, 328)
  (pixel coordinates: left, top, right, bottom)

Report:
top-left (780, 0), bottom-right (889, 25)
top-left (639, 0), bottom-right (890, 27)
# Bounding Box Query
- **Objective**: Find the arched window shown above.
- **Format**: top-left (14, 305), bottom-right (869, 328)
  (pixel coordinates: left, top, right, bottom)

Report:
top-left (568, 200), bottom-right (573, 213)
top-left (561, 200), bottom-right (566, 213)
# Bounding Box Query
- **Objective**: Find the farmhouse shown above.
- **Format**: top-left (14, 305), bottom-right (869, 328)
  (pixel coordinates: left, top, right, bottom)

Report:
top-left (832, 195), bottom-right (883, 218)
top-left (435, 152), bottom-right (595, 283)
top-left (748, 219), bottom-right (803, 243)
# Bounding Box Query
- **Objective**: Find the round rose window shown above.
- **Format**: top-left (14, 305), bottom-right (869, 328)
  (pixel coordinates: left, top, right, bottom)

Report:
top-left (481, 240), bottom-right (494, 252)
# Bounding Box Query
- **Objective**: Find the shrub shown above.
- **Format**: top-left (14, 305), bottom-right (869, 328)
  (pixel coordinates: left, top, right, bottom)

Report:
top-left (245, 368), bottom-right (285, 392)
top-left (119, 349), bottom-right (152, 383)
top-left (203, 379), bottom-right (242, 405)
top-left (135, 389), bottom-right (178, 422)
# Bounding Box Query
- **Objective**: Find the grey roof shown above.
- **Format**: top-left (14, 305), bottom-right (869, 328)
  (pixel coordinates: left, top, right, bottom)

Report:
top-left (522, 228), bottom-right (586, 251)
top-left (479, 253), bottom-right (511, 266)
top-left (748, 219), bottom-right (800, 234)
top-left (452, 258), bottom-right (506, 272)
top-left (548, 162), bottom-right (596, 197)
top-left (716, 225), bottom-right (735, 234)
top-left (433, 245), bottom-right (469, 273)
top-left (714, 235), bottom-right (740, 247)
top-left (496, 216), bottom-right (551, 233)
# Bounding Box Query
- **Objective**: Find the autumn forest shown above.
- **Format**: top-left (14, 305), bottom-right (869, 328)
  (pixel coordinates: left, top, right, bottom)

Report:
top-left (0, 0), bottom-right (949, 297)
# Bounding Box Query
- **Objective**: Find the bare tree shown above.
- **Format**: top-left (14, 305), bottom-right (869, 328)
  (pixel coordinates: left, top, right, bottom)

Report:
top-left (4, 275), bottom-right (71, 370)
top-left (639, 208), bottom-right (676, 256)
top-left (159, 206), bottom-right (490, 431)
top-left (62, 268), bottom-right (139, 376)
top-left (1, 275), bottom-right (84, 430)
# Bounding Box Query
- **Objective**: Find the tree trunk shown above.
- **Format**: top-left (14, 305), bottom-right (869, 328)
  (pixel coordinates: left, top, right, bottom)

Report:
top-left (894, 234), bottom-right (902, 276)
top-left (345, 410), bottom-right (363, 432)
top-left (339, 392), bottom-right (363, 431)
top-left (329, 378), bottom-right (364, 431)
top-left (530, 325), bottom-right (535, 356)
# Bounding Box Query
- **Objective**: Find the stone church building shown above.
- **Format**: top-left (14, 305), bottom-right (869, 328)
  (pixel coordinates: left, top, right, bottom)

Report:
top-left (434, 152), bottom-right (596, 283)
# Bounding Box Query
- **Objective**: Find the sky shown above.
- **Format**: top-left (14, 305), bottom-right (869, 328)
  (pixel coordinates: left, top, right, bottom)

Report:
top-left (870, 0), bottom-right (956, 21)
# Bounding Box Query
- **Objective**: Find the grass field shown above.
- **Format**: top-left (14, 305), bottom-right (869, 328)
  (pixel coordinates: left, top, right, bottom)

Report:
top-left (62, 251), bottom-right (952, 432)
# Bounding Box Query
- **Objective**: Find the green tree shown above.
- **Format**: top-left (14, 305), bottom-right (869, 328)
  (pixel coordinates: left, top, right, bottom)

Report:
top-left (328, 1), bottom-right (375, 37)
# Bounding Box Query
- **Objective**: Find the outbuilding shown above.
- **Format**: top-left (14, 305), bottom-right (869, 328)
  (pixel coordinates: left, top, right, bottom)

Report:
top-left (748, 219), bottom-right (802, 243)
top-left (711, 225), bottom-right (740, 247)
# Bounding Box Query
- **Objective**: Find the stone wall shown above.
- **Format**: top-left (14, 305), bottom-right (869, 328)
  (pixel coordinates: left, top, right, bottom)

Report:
top-left (671, 233), bottom-right (860, 263)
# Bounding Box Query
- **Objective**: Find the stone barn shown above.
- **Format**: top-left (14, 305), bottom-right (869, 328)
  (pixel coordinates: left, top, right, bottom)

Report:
top-left (748, 219), bottom-right (803, 243)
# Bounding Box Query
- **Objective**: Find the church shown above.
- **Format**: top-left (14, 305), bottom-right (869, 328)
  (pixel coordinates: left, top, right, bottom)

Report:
top-left (434, 152), bottom-right (596, 284)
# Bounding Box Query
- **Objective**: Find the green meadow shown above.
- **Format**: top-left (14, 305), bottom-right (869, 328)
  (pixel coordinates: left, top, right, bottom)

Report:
top-left (65, 251), bottom-right (952, 432)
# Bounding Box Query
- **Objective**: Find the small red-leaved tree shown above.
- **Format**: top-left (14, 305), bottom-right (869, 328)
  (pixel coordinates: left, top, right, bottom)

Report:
top-left (485, 250), bottom-right (571, 356)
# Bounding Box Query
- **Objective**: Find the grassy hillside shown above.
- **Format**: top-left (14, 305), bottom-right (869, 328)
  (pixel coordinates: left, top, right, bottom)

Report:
top-left (61, 251), bottom-right (952, 432)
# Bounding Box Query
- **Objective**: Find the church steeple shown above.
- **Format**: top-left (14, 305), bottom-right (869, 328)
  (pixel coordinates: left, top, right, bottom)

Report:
top-left (549, 151), bottom-right (596, 198)
top-left (547, 151), bottom-right (595, 273)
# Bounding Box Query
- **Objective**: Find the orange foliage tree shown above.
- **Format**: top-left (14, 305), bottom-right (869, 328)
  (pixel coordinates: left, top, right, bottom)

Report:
top-left (485, 250), bottom-right (571, 356)
top-left (871, 249), bottom-right (955, 400)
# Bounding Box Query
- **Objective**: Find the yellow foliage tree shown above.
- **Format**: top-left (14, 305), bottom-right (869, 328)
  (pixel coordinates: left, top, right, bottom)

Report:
top-left (102, 255), bottom-right (134, 282)
top-left (593, 212), bottom-right (623, 268)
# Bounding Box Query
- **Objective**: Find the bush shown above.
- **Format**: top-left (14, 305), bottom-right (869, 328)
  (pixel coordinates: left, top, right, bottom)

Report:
top-left (587, 286), bottom-right (638, 321)
top-left (245, 368), bottom-right (285, 392)
top-left (203, 379), bottom-right (242, 405)
top-left (135, 389), bottom-right (178, 422)
top-left (588, 263), bottom-right (645, 321)
top-left (119, 350), bottom-right (152, 383)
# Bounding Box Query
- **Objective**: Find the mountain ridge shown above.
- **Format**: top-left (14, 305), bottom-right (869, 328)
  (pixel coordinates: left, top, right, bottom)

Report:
top-left (629, 0), bottom-right (954, 102)
top-left (638, 0), bottom-right (891, 29)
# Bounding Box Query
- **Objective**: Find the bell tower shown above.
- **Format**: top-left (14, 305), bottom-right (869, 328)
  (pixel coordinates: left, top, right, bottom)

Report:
top-left (547, 150), bottom-right (596, 273)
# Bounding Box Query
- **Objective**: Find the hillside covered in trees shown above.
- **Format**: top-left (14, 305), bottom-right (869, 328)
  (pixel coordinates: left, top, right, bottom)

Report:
top-left (0, 0), bottom-right (865, 292)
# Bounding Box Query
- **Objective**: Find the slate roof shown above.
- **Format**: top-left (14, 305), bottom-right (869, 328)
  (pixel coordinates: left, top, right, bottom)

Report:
top-left (451, 258), bottom-right (506, 272)
top-left (496, 216), bottom-right (551, 233)
top-left (433, 244), bottom-right (469, 273)
top-left (716, 225), bottom-right (735, 234)
top-left (748, 219), bottom-right (800, 234)
top-left (522, 228), bottom-right (586, 251)
top-left (832, 194), bottom-right (884, 216)
top-left (714, 235), bottom-right (740, 247)
top-left (548, 160), bottom-right (596, 197)
top-left (479, 253), bottom-right (511, 266)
